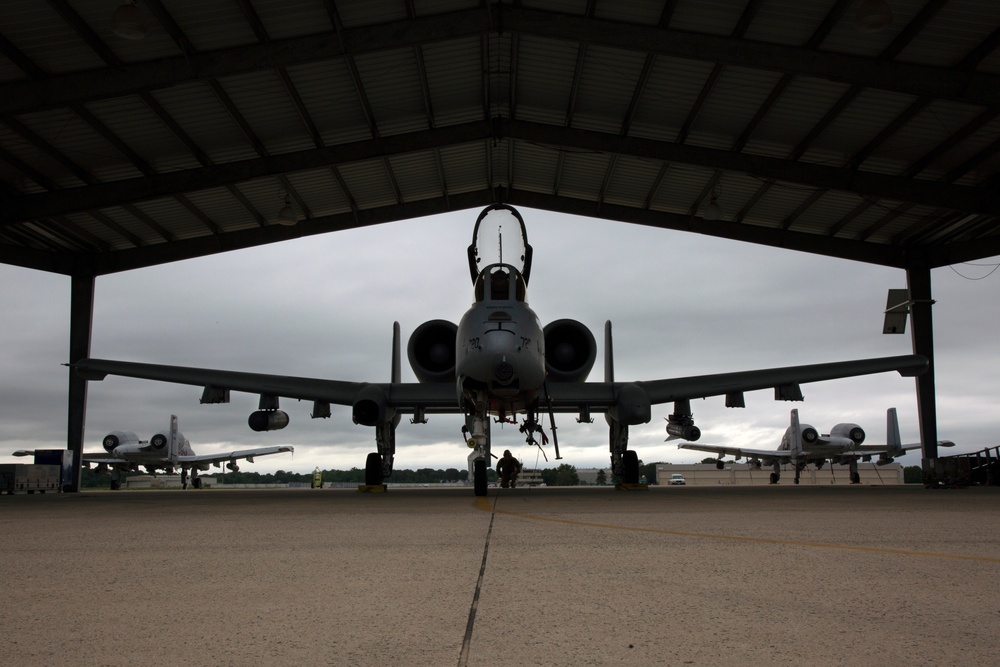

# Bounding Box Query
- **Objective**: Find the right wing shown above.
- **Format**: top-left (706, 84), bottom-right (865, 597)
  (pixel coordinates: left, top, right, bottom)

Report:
top-left (677, 442), bottom-right (790, 463)
top-left (72, 359), bottom-right (458, 414)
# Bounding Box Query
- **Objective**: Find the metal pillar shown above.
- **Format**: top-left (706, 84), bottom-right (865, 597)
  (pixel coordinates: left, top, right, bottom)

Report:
top-left (66, 273), bottom-right (95, 492)
top-left (906, 267), bottom-right (938, 475)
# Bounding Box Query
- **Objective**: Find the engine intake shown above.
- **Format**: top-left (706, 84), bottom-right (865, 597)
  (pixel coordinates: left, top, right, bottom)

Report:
top-left (103, 431), bottom-right (139, 452)
top-left (543, 319), bottom-right (597, 382)
top-left (831, 423), bottom-right (866, 445)
top-left (408, 320), bottom-right (457, 383)
top-left (150, 433), bottom-right (168, 449)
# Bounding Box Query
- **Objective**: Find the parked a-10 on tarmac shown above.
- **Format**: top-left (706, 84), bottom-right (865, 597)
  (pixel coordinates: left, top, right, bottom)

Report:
top-left (74, 205), bottom-right (927, 495)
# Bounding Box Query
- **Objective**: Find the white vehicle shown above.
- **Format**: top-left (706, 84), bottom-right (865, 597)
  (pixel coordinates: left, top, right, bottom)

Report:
top-left (669, 473), bottom-right (686, 485)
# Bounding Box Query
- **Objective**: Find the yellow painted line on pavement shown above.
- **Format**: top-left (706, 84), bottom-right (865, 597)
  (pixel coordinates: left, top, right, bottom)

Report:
top-left (475, 497), bottom-right (1000, 564)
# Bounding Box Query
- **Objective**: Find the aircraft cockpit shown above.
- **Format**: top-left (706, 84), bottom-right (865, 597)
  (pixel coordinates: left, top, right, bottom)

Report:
top-left (474, 263), bottom-right (527, 303)
top-left (468, 204), bottom-right (532, 287)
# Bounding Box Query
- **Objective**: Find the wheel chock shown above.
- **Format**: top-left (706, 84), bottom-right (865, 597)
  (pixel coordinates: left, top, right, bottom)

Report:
top-left (615, 483), bottom-right (649, 491)
top-left (357, 484), bottom-right (388, 493)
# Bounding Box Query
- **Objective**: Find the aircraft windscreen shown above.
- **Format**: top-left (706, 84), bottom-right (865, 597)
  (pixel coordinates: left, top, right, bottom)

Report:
top-left (470, 207), bottom-right (529, 281)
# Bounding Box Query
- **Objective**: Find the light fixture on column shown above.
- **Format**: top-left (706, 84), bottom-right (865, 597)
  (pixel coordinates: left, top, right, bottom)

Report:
top-left (276, 194), bottom-right (298, 226)
top-left (703, 192), bottom-right (723, 221)
top-left (855, 0), bottom-right (893, 33)
top-left (111, 1), bottom-right (149, 40)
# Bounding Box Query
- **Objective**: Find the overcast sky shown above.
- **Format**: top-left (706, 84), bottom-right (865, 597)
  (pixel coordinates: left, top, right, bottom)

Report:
top-left (2, 206), bottom-right (998, 475)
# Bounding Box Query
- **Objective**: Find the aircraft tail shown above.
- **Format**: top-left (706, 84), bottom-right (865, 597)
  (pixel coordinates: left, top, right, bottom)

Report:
top-left (151, 415), bottom-right (192, 462)
top-left (885, 408), bottom-right (903, 457)
top-left (392, 321), bottom-right (401, 384)
top-left (604, 320), bottom-right (614, 383)
top-left (788, 409), bottom-right (803, 456)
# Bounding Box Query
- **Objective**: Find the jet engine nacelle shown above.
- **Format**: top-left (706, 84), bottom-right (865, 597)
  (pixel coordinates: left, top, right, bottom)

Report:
top-left (830, 423), bottom-right (865, 445)
top-left (801, 426), bottom-right (819, 444)
top-left (248, 410), bottom-right (290, 432)
top-left (103, 431), bottom-right (140, 452)
top-left (543, 319), bottom-right (597, 382)
top-left (150, 433), bottom-right (169, 449)
top-left (408, 319), bottom-right (458, 383)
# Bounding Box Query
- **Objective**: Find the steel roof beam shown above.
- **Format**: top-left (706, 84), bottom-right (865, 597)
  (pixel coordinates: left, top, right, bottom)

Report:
top-left (4, 7), bottom-right (1000, 117)
top-left (6, 118), bottom-right (1000, 224)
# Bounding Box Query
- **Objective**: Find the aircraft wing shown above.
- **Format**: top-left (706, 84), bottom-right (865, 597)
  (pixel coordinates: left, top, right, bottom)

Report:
top-left (80, 453), bottom-right (130, 465)
top-left (175, 445), bottom-right (294, 466)
top-left (849, 440), bottom-right (956, 456)
top-left (677, 443), bottom-right (791, 462)
top-left (72, 359), bottom-right (458, 412)
top-left (545, 355), bottom-right (927, 410)
top-left (74, 355), bottom-right (926, 418)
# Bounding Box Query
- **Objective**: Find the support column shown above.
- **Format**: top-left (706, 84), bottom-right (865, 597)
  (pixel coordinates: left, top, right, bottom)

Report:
top-left (906, 267), bottom-right (938, 481)
top-left (67, 273), bottom-right (95, 492)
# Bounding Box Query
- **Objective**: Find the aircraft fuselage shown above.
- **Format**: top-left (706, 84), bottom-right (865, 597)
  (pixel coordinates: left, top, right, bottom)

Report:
top-left (455, 262), bottom-right (546, 415)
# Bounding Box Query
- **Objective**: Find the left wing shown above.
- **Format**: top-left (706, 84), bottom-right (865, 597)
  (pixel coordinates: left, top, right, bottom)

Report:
top-left (176, 445), bottom-right (294, 466)
top-left (546, 355), bottom-right (927, 411)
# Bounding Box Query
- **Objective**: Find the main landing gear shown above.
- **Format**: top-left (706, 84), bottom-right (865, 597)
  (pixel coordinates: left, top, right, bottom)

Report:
top-left (609, 417), bottom-right (640, 485)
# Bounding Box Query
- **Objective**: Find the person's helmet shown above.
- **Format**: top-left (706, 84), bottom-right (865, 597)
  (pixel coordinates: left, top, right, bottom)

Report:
top-left (504, 450), bottom-right (511, 457)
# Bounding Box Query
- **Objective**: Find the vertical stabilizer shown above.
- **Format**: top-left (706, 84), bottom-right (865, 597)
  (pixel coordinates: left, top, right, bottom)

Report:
top-left (604, 320), bottom-right (614, 383)
top-left (787, 409), bottom-right (803, 455)
top-left (169, 415), bottom-right (180, 459)
top-left (392, 321), bottom-right (401, 384)
top-left (885, 408), bottom-right (902, 457)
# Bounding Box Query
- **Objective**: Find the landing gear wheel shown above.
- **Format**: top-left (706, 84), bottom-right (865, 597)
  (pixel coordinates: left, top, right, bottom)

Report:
top-left (192, 477), bottom-right (203, 489)
top-left (715, 460), bottom-right (724, 470)
top-left (769, 473), bottom-right (779, 484)
top-left (110, 479), bottom-right (121, 490)
top-left (365, 452), bottom-right (383, 487)
top-left (473, 458), bottom-right (487, 496)
top-left (622, 450), bottom-right (640, 485)
top-left (850, 472), bottom-right (861, 484)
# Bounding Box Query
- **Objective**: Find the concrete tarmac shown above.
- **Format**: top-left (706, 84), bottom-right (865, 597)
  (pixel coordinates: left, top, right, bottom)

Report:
top-left (2, 485), bottom-right (999, 666)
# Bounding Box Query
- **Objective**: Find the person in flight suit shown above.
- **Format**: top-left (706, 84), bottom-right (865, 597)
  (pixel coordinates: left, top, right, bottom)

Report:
top-left (496, 450), bottom-right (522, 488)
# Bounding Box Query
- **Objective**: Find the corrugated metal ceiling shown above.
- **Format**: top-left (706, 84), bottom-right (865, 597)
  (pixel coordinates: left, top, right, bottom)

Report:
top-left (1, 0), bottom-right (999, 275)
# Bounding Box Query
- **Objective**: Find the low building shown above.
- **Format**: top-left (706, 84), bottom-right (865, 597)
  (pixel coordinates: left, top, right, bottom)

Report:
top-left (655, 463), bottom-right (903, 485)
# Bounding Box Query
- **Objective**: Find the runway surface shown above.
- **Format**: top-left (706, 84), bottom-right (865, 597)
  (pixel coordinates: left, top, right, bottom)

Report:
top-left (2, 485), bottom-right (999, 666)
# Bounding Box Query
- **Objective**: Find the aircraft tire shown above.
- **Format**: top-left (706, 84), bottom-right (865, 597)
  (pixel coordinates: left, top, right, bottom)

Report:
top-left (769, 473), bottom-right (779, 484)
top-left (110, 479), bottom-right (121, 491)
top-left (365, 452), bottom-right (382, 486)
top-left (192, 477), bottom-right (203, 489)
top-left (850, 472), bottom-right (861, 484)
top-left (622, 450), bottom-right (639, 485)
top-left (473, 458), bottom-right (487, 496)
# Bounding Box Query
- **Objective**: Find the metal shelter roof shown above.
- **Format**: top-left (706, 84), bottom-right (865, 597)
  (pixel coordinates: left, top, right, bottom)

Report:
top-left (2, 0), bottom-right (999, 277)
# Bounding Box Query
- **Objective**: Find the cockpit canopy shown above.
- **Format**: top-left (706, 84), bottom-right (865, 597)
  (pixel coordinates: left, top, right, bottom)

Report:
top-left (468, 204), bottom-right (532, 286)
top-left (474, 263), bottom-right (527, 303)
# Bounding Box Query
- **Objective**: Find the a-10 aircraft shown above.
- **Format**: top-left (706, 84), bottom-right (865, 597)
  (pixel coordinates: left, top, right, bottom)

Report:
top-left (73, 205), bottom-right (928, 495)
top-left (678, 407), bottom-right (954, 484)
top-left (15, 415), bottom-right (293, 489)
